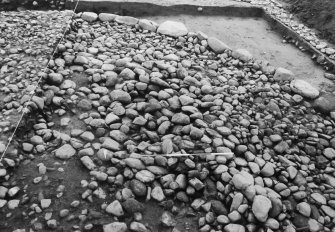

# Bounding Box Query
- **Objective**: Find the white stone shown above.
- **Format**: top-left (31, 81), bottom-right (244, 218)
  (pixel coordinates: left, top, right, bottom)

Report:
top-left (106, 200), bottom-right (124, 216)
top-left (81, 12), bottom-right (98, 22)
top-left (224, 224), bottom-right (245, 232)
top-left (252, 195), bottom-right (272, 222)
top-left (157, 21), bottom-right (188, 38)
top-left (290, 79), bottom-right (320, 99)
top-left (41, 199), bottom-right (51, 209)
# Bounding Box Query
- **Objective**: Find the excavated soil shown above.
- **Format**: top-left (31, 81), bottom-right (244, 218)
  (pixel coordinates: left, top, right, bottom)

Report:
top-left (282, 0), bottom-right (335, 45)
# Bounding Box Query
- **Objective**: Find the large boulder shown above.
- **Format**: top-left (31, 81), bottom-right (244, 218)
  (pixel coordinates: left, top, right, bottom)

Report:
top-left (290, 79), bottom-right (320, 99)
top-left (157, 21), bottom-right (188, 38)
top-left (208, 37), bottom-right (230, 54)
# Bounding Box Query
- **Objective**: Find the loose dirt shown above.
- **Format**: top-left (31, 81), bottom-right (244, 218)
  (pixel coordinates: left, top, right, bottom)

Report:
top-left (282, 0), bottom-right (335, 45)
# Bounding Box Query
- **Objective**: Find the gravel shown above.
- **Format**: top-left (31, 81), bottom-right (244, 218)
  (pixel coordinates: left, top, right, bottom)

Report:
top-left (0, 6), bottom-right (335, 232)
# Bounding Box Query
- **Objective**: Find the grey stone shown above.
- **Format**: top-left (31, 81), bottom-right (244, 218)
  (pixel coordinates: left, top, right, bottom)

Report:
top-left (157, 21), bottom-right (188, 37)
top-left (139, 19), bottom-right (158, 31)
top-left (81, 12), bottom-right (98, 22)
top-left (80, 156), bottom-right (96, 170)
top-left (252, 195), bottom-right (272, 222)
top-left (99, 13), bottom-right (117, 22)
top-left (55, 144), bottom-right (76, 160)
top-left (290, 79), bottom-right (319, 99)
top-left (273, 67), bottom-right (294, 81)
top-left (115, 16), bottom-right (139, 25)
top-left (103, 222), bottom-right (127, 232)
top-left (106, 200), bottom-right (124, 216)
top-left (208, 37), bottom-right (230, 53)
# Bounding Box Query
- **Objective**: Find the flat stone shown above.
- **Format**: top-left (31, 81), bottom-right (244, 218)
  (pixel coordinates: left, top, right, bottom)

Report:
top-left (105, 112), bottom-right (120, 124)
top-left (232, 171), bottom-right (254, 190)
top-left (110, 90), bottom-right (131, 104)
top-left (55, 144), bottom-right (76, 160)
top-left (151, 186), bottom-right (165, 202)
top-left (323, 148), bottom-right (335, 159)
top-left (129, 222), bottom-right (148, 232)
top-left (115, 16), bottom-right (139, 25)
top-left (124, 158), bottom-right (145, 170)
top-left (208, 37), bottom-right (230, 53)
top-left (171, 113), bottom-right (190, 125)
top-left (232, 49), bottom-right (253, 62)
top-left (81, 12), bottom-right (98, 22)
top-left (106, 200), bottom-right (124, 216)
top-left (99, 13), bottom-right (117, 22)
top-left (273, 67), bottom-right (294, 81)
top-left (252, 195), bottom-right (272, 222)
top-left (290, 79), bottom-right (320, 99)
top-left (157, 21), bottom-right (188, 38)
top-left (102, 138), bottom-right (121, 151)
top-left (80, 156), bottom-right (96, 170)
top-left (322, 205), bottom-right (335, 218)
top-left (135, 170), bottom-right (155, 183)
top-left (103, 222), bottom-right (127, 232)
top-left (311, 193), bottom-right (327, 205)
top-left (139, 19), bottom-right (158, 31)
top-left (224, 224), bottom-right (245, 232)
top-left (297, 202), bottom-right (311, 217)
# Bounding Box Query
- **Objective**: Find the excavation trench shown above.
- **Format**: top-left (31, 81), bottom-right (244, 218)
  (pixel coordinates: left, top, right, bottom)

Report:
top-left (67, 0), bottom-right (334, 91)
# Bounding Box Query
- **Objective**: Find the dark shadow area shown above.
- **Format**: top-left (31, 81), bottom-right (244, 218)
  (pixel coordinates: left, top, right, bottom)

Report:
top-left (67, 1), bottom-right (263, 18)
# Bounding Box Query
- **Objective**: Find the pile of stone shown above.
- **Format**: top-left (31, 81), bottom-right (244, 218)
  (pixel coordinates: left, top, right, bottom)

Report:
top-left (1, 9), bottom-right (335, 232)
